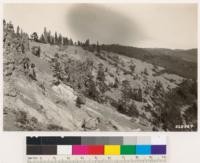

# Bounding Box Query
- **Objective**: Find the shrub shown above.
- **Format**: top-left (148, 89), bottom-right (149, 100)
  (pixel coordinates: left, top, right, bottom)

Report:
top-left (129, 64), bottom-right (136, 73)
top-left (121, 80), bottom-right (143, 102)
top-left (160, 103), bottom-right (183, 131)
top-left (113, 77), bottom-right (119, 88)
top-left (31, 46), bottom-right (40, 57)
top-left (143, 68), bottom-right (148, 75)
top-left (117, 99), bottom-right (139, 117)
top-left (153, 80), bottom-right (164, 97)
top-left (76, 94), bottom-right (86, 108)
top-left (47, 124), bottom-right (64, 131)
top-left (97, 63), bottom-right (105, 82)
top-left (84, 74), bottom-right (100, 101)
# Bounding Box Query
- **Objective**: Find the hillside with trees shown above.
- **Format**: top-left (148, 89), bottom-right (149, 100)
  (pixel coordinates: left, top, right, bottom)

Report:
top-left (100, 44), bottom-right (197, 80)
top-left (3, 20), bottom-right (197, 131)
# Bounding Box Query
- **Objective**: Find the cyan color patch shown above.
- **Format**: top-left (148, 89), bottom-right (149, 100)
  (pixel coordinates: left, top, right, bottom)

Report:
top-left (136, 145), bottom-right (151, 155)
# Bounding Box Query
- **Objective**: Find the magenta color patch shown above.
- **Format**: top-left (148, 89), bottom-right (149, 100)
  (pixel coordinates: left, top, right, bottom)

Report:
top-left (72, 145), bottom-right (89, 155)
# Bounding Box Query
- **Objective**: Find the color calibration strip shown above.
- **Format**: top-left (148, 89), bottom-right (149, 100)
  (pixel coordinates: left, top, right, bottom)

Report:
top-left (26, 136), bottom-right (167, 155)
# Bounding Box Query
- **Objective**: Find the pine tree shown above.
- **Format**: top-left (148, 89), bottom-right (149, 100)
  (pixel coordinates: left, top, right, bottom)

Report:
top-left (39, 34), bottom-right (45, 43)
top-left (85, 39), bottom-right (90, 47)
top-left (3, 19), bottom-right (6, 26)
top-left (20, 29), bottom-right (23, 36)
top-left (129, 64), bottom-right (136, 73)
top-left (97, 63), bottom-right (105, 82)
top-left (55, 32), bottom-right (58, 44)
top-left (69, 38), bottom-right (73, 45)
top-left (85, 74), bottom-right (99, 100)
top-left (58, 34), bottom-right (63, 45)
top-left (31, 32), bottom-right (38, 41)
top-left (96, 41), bottom-right (100, 53)
top-left (121, 80), bottom-right (132, 101)
top-left (16, 26), bottom-right (20, 36)
top-left (63, 37), bottom-right (69, 46)
top-left (3, 19), bottom-right (6, 33)
top-left (137, 88), bottom-right (143, 102)
top-left (47, 30), bottom-right (51, 43)
top-left (51, 36), bottom-right (55, 45)
top-left (43, 27), bottom-right (48, 43)
top-left (144, 68), bottom-right (148, 75)
top-left (113, 77), bottom-right (119, 88)
top-left (7, 21), bottom-right (14, 33)
top-left (78, 41), bottom-right (81, 46)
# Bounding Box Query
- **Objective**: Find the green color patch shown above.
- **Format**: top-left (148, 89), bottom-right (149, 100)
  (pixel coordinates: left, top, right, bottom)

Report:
top-left (120, 145), bottom-right (136, 155)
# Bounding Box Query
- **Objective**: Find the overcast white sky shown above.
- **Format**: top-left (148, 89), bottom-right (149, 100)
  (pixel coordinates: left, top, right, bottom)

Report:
top-left (3, 3), bottom-right (197, 49)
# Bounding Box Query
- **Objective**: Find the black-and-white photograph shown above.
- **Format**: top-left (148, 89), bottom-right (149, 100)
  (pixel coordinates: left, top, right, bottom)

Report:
top-left (3, 3), bottom-right (197, 131)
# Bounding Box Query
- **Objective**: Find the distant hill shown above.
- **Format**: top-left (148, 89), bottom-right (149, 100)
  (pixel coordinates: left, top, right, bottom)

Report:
top-left (146, 48), bottom-right (197, 63)
top-left (101, 44), bottom-right (197, 79)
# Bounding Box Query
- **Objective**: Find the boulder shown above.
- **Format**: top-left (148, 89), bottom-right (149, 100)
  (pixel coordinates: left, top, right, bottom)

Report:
top-left (81, 118), bottom-right (99, 131)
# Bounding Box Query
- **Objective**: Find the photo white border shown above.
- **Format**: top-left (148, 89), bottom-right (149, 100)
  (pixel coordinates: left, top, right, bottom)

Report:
top-left (0, 0), bottom-right (199, 163)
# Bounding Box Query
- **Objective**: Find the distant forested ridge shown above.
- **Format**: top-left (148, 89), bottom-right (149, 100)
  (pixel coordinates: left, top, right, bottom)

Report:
top-left (101, 44), bottom-right (197, 80)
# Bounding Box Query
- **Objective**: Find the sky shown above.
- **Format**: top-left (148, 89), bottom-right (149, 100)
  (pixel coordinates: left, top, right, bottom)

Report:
top-left (3, 3), bottom-right (197, 49)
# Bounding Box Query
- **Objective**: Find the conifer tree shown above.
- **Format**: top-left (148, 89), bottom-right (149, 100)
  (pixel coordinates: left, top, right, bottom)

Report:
top-left (43, 27), bottom-right (48, 43)
top-left (77, 41), bottom-right (81, 46)
top-left (97, 63), bottom-right (105, 82)
top-left (55, 32), bottom-right (58, 44)
top-left (3, 19), bottom-right (6, 26)
top-left (39, 34), bottom-right (45, 43)
top-left (31, 32), bottom-right (39, 41)
top-left (16, 26), bottom-right (20, 36)
top-left (85, 39), bottom-right (90, 47)
top-left (69, 38), bottom-right (73, 45)
top-left (20, 29), bottom-right (23, 36)
top-left (63, 37), bottom-right (69, 45)
top-left (96, 41), bottom-right (100, 53)
top-left (47, 30), bottom-right (51, 43)
top-left (58, 34), bottom-right (63, 45)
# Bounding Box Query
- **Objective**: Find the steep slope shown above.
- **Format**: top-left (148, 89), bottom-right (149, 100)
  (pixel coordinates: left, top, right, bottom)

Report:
top-left (3, 23), bottom-right (197, 131)
top-left (5, 40), bottom-right (183, 131)
top-left (3, 40), bottom-right (151, 131)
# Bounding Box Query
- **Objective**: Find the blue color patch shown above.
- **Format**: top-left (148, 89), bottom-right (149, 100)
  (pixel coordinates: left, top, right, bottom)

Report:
top-left (136, 145), bottom-right (151, 155)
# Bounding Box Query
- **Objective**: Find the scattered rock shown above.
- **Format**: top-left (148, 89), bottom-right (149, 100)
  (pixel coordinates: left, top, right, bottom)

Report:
top-left (81, 117), bottom-right (99, 131)
top-left (47, 124), bottom-right (64, 131)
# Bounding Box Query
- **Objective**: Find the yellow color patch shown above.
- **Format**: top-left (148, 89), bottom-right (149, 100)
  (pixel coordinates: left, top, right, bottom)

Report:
top-left (104, 145), bottom-right (120, 155)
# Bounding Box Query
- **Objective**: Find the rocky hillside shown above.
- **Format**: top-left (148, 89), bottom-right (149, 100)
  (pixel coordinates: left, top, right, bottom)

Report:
top-left (3, 21), bottom-right (197, 131)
